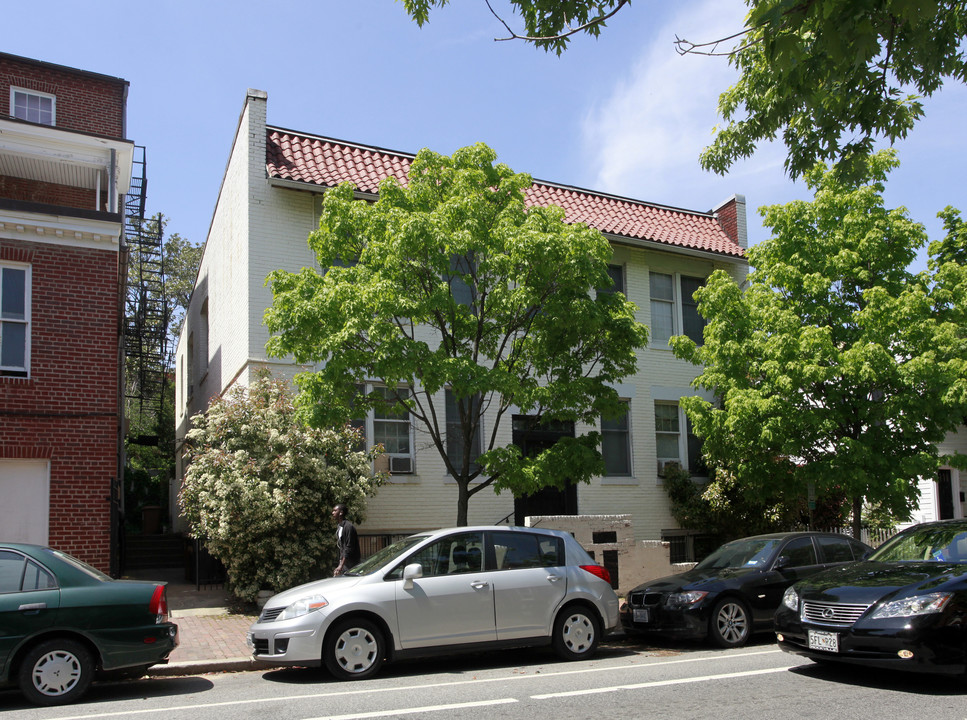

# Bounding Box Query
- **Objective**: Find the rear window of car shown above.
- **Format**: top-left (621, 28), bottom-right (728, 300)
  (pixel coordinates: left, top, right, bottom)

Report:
top-left (492, 531), bottom-right (563, 570)
top-left (817, 536), bottom-right (855, 563)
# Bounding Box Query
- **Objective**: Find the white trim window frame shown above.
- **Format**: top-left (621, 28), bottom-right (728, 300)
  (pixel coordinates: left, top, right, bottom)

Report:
top-left (649, 272), bottom-right (707, 347)
top-left (654, 401), bottom-right (682, 469)
top-left (1, 263), bottom-right (31, 378)
top-left (602, 399), bottom-right (632, 477)
top-left (354, 384), bottom-right (415, 474)
top-left (10, 87), bottom-right (56, 126)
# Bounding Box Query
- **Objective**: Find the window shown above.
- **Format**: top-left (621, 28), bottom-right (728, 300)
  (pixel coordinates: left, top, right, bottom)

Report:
top-left (492, 531), bottom-right (563, 570)
top-left (655, 402), bottom-right (706, 477)
top-left (11, 88), bottom-right (55, 125)
top-left (655, 402), bottom-right (680, 465)
top-left (817, 536), bottom-right (855, 563)
top-left (186, 333), bottom-right (194, 399)
top-left (199, 298), bottom-right (209, 376)
top-left (649, 272), bottom-right (707, 346)
top-left (779, 537), bottom-right (818, 568)
top-left (602, 401), bottom-right (631, 476)
top-left (599, 264), bottom-right (625, 296)
top-left (449, 253), bottom-right (475, 307)
top-left (445, 389), bottom-right (482, 473)
top-left (680, 276), bottom-right (706, 344)
top-left (1, 265), bottom-right (29, 378)
top-left (649, 272), bottom-right (675, 345)
top-left (403, 531), bottom-right (485, 577)
top-left (348, 384), bottom-right (414, 472)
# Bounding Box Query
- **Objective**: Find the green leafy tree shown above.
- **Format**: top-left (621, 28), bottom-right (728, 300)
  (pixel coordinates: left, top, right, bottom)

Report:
top-left (264, 143), bottom-right (648, 526)
top-left (402, 1), bottom-right (967, 180)
top-left (671, 151), bottom-right (967, 537)
top-left (698, 0), bottom-right (967, 180)
top-left (179, 373), bottom-right (382, 601)
top-left (664, 464), bottom-right (848, 541)
top-left (401, 0), bottom-right (629, 54)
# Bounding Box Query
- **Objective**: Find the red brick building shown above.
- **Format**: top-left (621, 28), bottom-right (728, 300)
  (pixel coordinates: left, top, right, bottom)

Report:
top-left (0, 52), bottom-right (136, 573)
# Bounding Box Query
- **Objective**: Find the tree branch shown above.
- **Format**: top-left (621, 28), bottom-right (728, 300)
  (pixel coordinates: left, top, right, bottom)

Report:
top-left (486, 0), bottom-right (631, 45)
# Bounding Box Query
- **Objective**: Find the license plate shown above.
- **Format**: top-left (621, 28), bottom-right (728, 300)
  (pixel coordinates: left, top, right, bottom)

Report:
top-left (808, 630), bottom-right (839, 653)
top-left (633, 608), bottom-right (651, 623)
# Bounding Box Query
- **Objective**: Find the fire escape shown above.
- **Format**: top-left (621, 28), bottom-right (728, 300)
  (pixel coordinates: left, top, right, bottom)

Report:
top-left (124, 146), bottom-right (170, 433)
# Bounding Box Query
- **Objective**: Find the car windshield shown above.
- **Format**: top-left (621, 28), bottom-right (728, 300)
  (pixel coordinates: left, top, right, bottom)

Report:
top-left (345, 535), bottom-right (428, 576)
top-left (869, 526), bottom-right (967, 563)
top-left (694, 538), bottom-right (782, 571)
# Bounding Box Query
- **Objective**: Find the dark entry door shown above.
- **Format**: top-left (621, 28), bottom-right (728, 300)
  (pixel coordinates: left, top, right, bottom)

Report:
top-left (938, 469), bottom-right (955, 520)
top-left (512, 416), bottom-right (577, 525)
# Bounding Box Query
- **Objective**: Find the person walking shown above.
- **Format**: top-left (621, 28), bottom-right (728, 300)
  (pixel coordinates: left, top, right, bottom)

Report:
top-left (332, 503), bottom-right (360, 576)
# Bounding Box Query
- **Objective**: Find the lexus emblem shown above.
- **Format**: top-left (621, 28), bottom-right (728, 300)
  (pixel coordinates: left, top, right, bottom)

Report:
top-left (822, 608), bottom-right (835, 619)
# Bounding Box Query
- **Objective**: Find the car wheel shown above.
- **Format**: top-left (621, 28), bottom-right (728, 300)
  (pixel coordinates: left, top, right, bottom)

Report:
top-left (18, 638), bottom-right (95, 706)
top-left (552, 605), bottom-right (600, 661)
top-left (323, 618), bottom-right (384, 681)
top-left (709, 597), bottom-right (751, 648)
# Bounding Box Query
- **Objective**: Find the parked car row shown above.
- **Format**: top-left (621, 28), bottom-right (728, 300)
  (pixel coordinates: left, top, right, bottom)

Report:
top-left (621, 519), bottom-right (967, 678)
top-left (5, 518), bottom-right (967, 706)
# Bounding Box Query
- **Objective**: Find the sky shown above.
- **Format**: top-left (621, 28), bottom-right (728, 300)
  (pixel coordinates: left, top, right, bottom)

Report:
top-left (7, 0), bottom-right (965, 269)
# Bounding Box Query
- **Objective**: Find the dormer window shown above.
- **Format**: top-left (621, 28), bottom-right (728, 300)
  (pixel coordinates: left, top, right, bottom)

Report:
top-left (11, 88), bottom-right (55, 126)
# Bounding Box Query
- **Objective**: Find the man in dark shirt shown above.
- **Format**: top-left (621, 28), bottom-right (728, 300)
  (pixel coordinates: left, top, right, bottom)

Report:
top-left (332, 503), bottom-right (360, 576)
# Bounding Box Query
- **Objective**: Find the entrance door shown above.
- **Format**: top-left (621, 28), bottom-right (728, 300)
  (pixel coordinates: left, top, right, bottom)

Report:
top-left (938, 469), bottom-right (955, 520)
top-left (0, 460), bottom-right (50, 544)
top-left (512, 417), bottom-right (577, 525)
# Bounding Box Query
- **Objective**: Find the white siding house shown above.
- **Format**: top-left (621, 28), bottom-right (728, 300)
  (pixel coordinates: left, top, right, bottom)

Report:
top-left (174, 89), bottom-right (749, 540)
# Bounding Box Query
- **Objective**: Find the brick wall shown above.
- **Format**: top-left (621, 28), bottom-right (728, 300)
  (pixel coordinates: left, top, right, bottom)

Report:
top-left (0, 238), bottom-right (121, 571)
top-left (0, 175), bottom-right (97, 209)
top-left (0, 54), bottom-right (127, 138)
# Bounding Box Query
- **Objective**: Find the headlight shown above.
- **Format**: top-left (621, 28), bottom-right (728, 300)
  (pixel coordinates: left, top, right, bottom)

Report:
top-left (665, 590), bottom-right (708, 608)
top-left (871, 592), bottom-right (952, 619)
top-left (278, 594), bottom-right (329, 620)
top-left (782, 586), bottom-right (799, 612)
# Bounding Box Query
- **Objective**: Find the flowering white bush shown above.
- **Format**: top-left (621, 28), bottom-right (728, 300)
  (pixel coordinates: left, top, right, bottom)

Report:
top-left (179, 373), bottom-right (381, 602)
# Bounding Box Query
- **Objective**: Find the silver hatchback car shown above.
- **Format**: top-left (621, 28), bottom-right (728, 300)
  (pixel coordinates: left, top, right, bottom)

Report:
top-left (247, 525), bottom-right (619, 679)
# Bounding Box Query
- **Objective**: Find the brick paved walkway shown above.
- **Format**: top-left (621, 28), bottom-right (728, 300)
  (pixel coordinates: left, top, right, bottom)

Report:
top-left (169, 614), bottom-right (257, 663)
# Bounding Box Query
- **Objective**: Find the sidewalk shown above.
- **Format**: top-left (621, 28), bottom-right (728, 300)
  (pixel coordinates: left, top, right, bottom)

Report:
top-left (124, 569), bottom-right (267, 677)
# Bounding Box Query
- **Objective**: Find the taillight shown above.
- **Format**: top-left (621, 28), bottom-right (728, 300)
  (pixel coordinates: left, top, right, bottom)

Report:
top-left (580, 564), bottom-right (611, 584)
top-left (149, 585), bottom-right (169, 623)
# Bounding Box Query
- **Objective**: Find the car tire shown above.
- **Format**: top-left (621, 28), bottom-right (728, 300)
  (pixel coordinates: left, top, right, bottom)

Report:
top-left (709, 597), bottom-right (751, 648)
top-left (18, 638), bottom-right (95, 706)
top-left (323, 617), bottom-right (384, 681)
top-left (552, 605), bottom-right (600, 661)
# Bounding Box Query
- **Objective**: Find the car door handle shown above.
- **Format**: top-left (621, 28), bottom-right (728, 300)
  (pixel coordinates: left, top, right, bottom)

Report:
top-left (19, 602), bottom-right (46, 611)
top-left (546, 574), bottom-right (563, 582)
top-left (470, 580), bottom-right (490, 590)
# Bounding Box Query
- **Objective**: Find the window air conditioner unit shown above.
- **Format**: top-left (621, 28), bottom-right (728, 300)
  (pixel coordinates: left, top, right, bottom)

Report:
top-left (390, 456), bottom-right (413, 474)
top-left (657, 460), bottom-right (681, 477)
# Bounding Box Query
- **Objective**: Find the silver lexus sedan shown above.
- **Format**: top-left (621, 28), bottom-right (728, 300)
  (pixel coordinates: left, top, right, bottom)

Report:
top-left (247, 525), bottom-right (618, 680)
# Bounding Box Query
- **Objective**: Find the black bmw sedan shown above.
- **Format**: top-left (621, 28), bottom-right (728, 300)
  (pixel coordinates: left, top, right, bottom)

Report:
top-left (775, 519), bottom-right (967, 675)
top-left (621, 532), bottom-right (872, 648)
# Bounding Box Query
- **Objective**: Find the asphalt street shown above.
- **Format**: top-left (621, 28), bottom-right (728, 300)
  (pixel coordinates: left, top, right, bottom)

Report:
top-left (5, 638), bottom-right (967, 720)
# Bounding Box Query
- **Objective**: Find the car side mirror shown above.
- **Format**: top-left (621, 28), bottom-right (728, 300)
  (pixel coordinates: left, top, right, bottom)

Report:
top-left (402, 563), bottom-right (423, 590)
top-left (774, 555), bottom-right (790, 570)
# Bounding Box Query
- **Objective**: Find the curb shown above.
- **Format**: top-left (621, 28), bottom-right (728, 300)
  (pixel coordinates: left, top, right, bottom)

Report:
top-left (147, 657), bottom-right (271, 677)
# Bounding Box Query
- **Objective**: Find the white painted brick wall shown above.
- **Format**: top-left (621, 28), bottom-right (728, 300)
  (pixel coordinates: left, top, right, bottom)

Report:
top-left (175, 90), bottom-right (751, 542)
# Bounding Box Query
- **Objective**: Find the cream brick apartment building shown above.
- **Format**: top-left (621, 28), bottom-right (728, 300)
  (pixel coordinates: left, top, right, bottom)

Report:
top-left (173, 89), bottom-right (749, 542)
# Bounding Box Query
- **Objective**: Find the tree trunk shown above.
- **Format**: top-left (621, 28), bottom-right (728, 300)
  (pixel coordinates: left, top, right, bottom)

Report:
top-left (456, 479), bottom-right (470, 527)
top-left (851, 495), bottom-right (863, 539)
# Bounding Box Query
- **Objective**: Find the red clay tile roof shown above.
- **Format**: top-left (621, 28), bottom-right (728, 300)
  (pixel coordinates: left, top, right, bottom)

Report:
top-left (266, 127), bottom-right (744, 259)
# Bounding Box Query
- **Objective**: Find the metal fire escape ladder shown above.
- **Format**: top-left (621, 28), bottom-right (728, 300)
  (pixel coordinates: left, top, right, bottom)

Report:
top-left (124, 146), bottom-right (170, 424)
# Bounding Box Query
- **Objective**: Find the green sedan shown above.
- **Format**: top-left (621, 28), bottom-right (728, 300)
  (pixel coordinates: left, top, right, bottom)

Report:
top-left (0, 543), bottom-right (178, 705)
